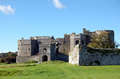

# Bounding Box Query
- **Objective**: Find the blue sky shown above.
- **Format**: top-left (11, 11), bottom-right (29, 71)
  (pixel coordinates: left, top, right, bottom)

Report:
top-left (0, 0), bottom-right (120, 52)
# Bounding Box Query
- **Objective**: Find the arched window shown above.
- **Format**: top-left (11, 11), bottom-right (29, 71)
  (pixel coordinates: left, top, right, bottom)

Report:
top-left (43, 48), bottom-right (47, 53)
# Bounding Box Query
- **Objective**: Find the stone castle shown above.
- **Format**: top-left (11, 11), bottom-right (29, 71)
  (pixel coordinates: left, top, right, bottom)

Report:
top-left (16, 28), bottom-right (120, 65)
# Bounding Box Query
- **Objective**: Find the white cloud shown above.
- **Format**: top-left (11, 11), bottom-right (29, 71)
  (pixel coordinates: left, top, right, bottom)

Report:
top-left (52, 0), bottom-right (65, 9)
top-left (0, 5), bottom-right (15, 14)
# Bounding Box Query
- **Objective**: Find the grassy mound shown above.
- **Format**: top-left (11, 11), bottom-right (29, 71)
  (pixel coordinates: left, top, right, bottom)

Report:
top-left (0, 61), bottom-right (120, 79)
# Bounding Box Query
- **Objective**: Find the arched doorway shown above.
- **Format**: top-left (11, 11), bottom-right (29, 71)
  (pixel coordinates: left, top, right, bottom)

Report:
top-left (42, 55), bottom-right (48, 62)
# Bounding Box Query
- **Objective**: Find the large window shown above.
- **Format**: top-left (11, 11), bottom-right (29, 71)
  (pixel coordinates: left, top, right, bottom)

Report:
top-left (43, 48), bottom-right (47, 53)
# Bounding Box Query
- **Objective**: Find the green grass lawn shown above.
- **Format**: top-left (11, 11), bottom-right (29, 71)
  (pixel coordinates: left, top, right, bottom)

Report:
top-left (0, 61), bottom-right (120, 79)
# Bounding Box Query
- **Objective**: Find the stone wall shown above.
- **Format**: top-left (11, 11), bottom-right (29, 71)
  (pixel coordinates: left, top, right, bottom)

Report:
top-left (17, 28), bottom-right (116, 64)
top-left (56, 38), bottom-right (65, 54)
top-left (16, 55), bottom-right (40, 63)
top-left (83, 28), bottom-right (115, 48)
top-left (69, 45), bottom-right (120, 66)
top-left (56, 34), bottom-right (70, 55)
top-left (31, 40), bottom-right (38, 55)
top-left (50, 44), bottom-right (56, 60)
top-left (69, 45), bottom-right (80, 65)
top-left (18, 39), bottom-right (32, 56)
top-left (64, 34), bottom-right (70, 55)
top-left (79, 47), bottom-right (120, 65)
top-left (17, 36), bottom-right (56, 63)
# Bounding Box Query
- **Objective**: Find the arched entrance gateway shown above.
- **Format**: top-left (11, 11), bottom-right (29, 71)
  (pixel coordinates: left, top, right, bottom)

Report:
top-left (42, 55), bottom-right (48, 62)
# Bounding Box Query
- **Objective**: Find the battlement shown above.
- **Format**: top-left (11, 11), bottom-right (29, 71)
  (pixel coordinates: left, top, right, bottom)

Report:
top-left (31, 36), bottom-right (51, 40)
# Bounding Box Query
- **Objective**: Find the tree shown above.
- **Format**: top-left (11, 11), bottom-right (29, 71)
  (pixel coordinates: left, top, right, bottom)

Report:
top-left (88, 31), bottom-right (115, 48)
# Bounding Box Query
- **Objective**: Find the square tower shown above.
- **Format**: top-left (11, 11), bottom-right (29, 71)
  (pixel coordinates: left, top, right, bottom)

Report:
top-left (32, 36), bottom-right (56, 62)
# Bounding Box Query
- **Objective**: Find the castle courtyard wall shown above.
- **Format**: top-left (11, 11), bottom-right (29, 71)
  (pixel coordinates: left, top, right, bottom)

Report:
top-left (16, 56), bottom-right (40, 63)
top-left (69, 46), bottom-right (120, 66)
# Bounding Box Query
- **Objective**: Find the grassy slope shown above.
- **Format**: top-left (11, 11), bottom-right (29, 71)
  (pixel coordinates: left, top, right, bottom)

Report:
top-left (0, 61), bottom-right (120, 79)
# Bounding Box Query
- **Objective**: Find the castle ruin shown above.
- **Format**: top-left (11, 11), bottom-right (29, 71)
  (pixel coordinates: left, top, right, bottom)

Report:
top-left (16, 28), bottom-right (120, 65)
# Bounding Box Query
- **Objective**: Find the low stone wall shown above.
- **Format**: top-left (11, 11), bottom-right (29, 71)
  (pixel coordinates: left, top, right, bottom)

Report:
top-left (69, 46), bottom-right (120, 66)
top-left (79, 47), bottom-right (120, 65)
top-left (16, 55), bottom-right (40, 63)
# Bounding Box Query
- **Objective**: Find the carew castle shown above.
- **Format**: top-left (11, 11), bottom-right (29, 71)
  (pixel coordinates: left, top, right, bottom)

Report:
top-left (16, 28), bottom-right (120, 66)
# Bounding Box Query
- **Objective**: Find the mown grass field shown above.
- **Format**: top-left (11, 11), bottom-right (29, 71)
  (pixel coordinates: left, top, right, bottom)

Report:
top-left (0, 61), bottom-right (120, 79)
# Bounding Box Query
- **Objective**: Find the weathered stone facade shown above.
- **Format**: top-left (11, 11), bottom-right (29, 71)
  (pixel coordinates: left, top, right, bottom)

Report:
top-left (69, 46), bottom-right (120, 66)
top-left (56, 34), bottom-right (70, 55)
top-left (16, 36), bottom-right (56, 63)
top-left (83, 28), bottom-right (115, 48)
top-left (69, 28), bottom-right (117, 66)
top-left (17, 28), bottom-right (118, 65)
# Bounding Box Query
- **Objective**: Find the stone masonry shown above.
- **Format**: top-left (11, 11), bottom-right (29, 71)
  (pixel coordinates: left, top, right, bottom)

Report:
top-left (16, 36), bottom-right (56, 63)
top-left (17, 28), bottom-right (118, 65)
